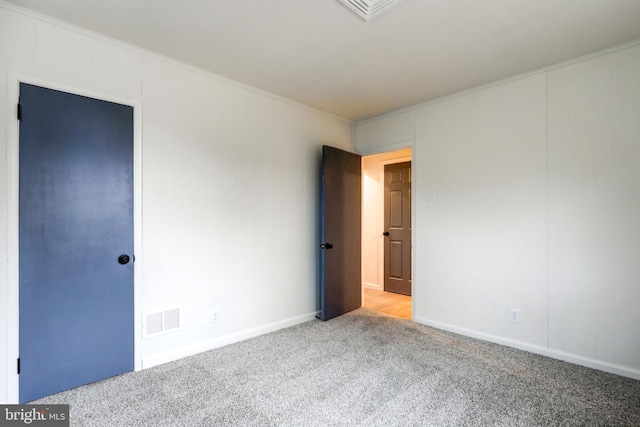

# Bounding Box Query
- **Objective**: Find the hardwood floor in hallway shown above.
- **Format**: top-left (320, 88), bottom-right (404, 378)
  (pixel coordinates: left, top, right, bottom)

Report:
top-left (363, 287), bottom-right (412, 320)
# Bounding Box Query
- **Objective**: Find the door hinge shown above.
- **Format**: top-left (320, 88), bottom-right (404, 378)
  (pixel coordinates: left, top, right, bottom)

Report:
top-left (17, 103), bottom-right (22, 121)
top-left (17, 357), bottom-right (20, 375)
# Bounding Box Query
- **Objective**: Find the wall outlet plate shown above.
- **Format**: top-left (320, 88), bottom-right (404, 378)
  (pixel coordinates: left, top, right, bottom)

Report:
top-left (509, 308), bottom-right (520, 324)
top-left (212, 308), bottom-right (221, 324)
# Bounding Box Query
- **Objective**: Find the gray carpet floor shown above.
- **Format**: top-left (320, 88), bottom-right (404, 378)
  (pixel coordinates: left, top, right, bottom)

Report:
top-left (34, 308), bottom-right (640, 426)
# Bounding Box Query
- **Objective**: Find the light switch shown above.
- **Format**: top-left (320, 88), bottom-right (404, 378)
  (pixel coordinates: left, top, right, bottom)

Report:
top-left (429, 195), bottom-right (437, 207)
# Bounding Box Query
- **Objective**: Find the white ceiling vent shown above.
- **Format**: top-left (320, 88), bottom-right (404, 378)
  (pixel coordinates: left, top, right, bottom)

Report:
top-left (338, 0), bottom-right (403, 21)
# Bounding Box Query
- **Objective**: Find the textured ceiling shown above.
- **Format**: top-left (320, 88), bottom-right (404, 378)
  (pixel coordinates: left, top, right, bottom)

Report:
top-left (4, 0), bottom-right (640, 121)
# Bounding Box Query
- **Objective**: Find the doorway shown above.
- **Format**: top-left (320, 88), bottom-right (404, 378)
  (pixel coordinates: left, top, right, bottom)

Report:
top-left (362, 148), bottom-right (412, 319)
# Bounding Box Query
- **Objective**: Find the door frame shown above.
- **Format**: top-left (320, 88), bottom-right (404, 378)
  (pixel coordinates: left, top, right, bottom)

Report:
top-left (4, 72), bottom-right (143, 403)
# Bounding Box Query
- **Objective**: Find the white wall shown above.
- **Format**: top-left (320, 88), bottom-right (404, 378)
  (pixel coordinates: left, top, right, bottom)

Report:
top-left (547, 47), bottom-right (640, 370)
top-left (356, 42), bottom-right (640, 379)
top-left (415, 74), bottom-right (549, 347)
top-left (0, 3), bottom-right (352, 403)
top-left (362, 148), bottom-right (412, 290)
top-left (356, 110), bottom-right (415, 155)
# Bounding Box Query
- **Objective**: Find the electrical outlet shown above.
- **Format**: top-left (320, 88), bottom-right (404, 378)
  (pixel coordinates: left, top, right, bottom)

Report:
top-left (212, 308), bottom-right (220, 324)
top-left (509, 308), bottom-right (520, 324)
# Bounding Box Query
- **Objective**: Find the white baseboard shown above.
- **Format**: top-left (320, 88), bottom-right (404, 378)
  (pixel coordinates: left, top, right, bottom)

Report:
top-left (415, 317), bottom-right (640, 381)
top-left (142, 311), bottom-right (319, 369)
top-left (363, 282), bottom-right (382, 290)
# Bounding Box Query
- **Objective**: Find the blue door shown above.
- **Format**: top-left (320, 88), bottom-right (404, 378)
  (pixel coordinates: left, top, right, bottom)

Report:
top-left (19, 83), bottom-right (134, 402)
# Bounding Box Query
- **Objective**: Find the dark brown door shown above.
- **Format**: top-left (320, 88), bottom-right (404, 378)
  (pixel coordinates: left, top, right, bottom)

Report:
top-left (384, 161), bottom-right (411, 296)
top-left (319, 146), bottom-right (362, 321)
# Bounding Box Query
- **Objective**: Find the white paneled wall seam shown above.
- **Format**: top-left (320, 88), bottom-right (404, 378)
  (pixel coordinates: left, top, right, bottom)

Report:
top-left (544, 70), bottom-right (550, 352)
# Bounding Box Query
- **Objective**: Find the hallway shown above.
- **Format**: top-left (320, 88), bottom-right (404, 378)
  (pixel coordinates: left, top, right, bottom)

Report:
top-left (363, 288), bottom-right (411, 320)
